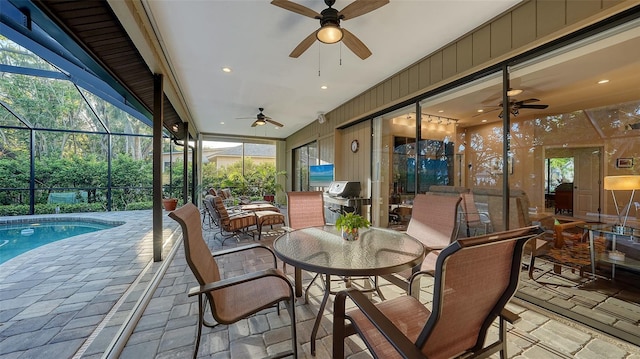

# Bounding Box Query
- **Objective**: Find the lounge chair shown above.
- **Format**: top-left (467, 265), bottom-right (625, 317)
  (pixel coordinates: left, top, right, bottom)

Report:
top-left (209, 195), bottom-right (257, 245)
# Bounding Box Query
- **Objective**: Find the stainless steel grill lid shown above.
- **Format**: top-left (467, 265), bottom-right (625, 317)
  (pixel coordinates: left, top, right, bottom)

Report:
top-left (327, 181), bottom-right (361, 198)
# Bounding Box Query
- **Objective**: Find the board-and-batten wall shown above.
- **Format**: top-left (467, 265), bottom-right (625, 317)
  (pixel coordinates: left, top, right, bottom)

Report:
top-left (335, 121), bottom-right (372, 198)
top-left (285, 0), bottom-right (634, 192)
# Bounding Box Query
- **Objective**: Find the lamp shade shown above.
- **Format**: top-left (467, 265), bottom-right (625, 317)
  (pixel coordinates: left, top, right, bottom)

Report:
top-left (317, 24), bottom-right (343, 44)
top-left (604, 175), bottom-right (640, 190)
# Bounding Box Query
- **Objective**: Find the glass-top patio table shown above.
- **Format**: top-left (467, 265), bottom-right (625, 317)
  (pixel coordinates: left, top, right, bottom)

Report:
top-left (273, 225), bottom-right (425, 355)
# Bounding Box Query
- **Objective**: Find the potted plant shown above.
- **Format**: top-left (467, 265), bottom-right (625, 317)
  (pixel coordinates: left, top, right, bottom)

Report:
top-left (162, 192), bottom-right (178, 211)
top-left (262, 170), bottom-right (287, 204)
top-left (335, 211), bottom-right (371, 241)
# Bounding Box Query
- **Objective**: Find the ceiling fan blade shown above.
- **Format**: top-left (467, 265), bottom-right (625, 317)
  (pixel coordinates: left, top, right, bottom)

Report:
top-left (339, 0), bottom-right (389, 20)
top-left (473, 108), bottom-right (500, 117)
top-left (517, 98), bottom-right (540, 104)
top-left (270, 0), bottom-right (320, 19)
top-left (341, 28), bottom-right (371, 60)
top-left (290, 30), bottom-right (318, 58)
top-left (519, 104), bottom-right (549, 109)
top-left (266, 119), bottom-right (284, 127)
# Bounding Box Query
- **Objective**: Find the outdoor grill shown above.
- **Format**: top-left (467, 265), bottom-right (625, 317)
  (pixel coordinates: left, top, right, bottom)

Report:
top-left (323, 181), bottom-right (371, 223)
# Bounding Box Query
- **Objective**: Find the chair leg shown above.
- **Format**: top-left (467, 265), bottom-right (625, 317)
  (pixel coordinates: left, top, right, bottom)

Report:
top-left (286, 296), bottom-right (298, 358)
top-left (333, 291), bottom-right (347, 359)
top-left (528, 252), bottom-right (536, 280)
top-left (499, 316), bottom-right (507, 359)
top-left (194, 294), bottom-right (205, 359)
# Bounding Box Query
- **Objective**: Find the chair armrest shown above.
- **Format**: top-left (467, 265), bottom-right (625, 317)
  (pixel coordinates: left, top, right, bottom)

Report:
top-left (188, 268), bottom-right (290, 296)
top-left (462, 212), bottom-right (491, 221)
top-left (213, 243), bottom-right (278, 268)
top-left (407, 270), bottom-right (435, 296)
top-left (499, 308), bottom-right (521, 324)
top-left (226, 209), bottom-right (251, 218)
top-left (335, 289), bottom-right (424, 359)
top-left (424, 244), bottom-right (446, 251)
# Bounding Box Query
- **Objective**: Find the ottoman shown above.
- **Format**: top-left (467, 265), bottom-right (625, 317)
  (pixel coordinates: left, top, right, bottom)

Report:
top-left (254, 210), bottom-right (285, 240)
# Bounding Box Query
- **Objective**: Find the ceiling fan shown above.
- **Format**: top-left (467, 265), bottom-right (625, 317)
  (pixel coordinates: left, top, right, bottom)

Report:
top-left (271, 0), bottom-right (389, 60)
top-left (240, 108), bottom-right (284, 128)
top-left (479, 98), bottom-right (549, 118)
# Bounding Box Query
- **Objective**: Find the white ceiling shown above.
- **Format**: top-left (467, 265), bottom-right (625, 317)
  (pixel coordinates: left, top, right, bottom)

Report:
top-left (140, 0), bottom-right (524, 139)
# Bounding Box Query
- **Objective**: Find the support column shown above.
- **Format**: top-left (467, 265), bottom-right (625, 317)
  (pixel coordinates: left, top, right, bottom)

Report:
top-left (153, 74), bottom-right (164, 262)
top-left (183, 122), bottom-right (188, 203)
top-left (502, 65), bottom-right (511, 230)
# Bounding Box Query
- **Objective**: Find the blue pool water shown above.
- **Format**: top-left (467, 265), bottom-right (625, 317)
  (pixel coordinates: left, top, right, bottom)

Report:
top-left (0, 220), bottom-right (118, 264)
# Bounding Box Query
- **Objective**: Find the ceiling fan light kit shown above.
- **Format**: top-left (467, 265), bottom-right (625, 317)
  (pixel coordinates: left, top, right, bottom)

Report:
top-left (239, 108), bottom-right (284, 128)
top-left (271, 0), bottom-right (388, 60)
top-left (317, 24), bottom-right (343, 44)
top-left (506, 88), bottom-right (523, 97)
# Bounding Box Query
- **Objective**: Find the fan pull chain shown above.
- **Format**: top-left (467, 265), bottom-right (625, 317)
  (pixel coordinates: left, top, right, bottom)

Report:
top-left (340, 43), bottom-right (342, 66)
top-left (318, 43), bottom-right (321, 77)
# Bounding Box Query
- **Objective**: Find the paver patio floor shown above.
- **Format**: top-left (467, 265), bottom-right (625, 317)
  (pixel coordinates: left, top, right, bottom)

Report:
top-left (1, 210), bottom-right (639, 358)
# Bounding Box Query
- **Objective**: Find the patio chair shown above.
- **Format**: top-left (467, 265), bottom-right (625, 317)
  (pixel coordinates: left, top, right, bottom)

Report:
top-left (285, 191), bottom-right (327, 299)
top-left (460, 192), bottom-right (492, 237)
top-left (382, 193), bottom-right (461, 297)
top-left (168, 203), bottom-right (297, 359)
top-left (286, 191), bottom-right (326, 229)
top-left (210, 195), bottom-right (257, 245)
top-left (333, 226), bottom-right (543, 359)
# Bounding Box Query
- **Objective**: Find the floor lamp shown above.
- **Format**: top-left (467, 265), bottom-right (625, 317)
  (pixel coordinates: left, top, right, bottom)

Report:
top-left (603, 175), bottom-right (640, 234)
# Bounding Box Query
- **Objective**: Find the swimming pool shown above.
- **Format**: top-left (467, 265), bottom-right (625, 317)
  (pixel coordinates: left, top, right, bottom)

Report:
top-left (0, 220), bottom-right (121, 264)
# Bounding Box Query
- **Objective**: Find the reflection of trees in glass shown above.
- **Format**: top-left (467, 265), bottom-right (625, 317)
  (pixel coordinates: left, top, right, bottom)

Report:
top-left (469, 130), bottom-right (503, 186)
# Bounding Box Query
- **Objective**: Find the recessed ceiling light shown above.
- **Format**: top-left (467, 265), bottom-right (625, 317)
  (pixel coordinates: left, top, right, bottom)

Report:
top-left (321, 85), bottom-right (328, 90)
top-left (438, 110), bottom-right (444, 113)
top-left (598, 79), bottom-right (609, 84)
top-left (477, 109), bottom-right (484, 113)
top-left (220, 122), bottom-right (225, 125)
top-left (222, 67), bottom-right (232, 73)
top-left (481, 119), bottom-right (487, 123)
